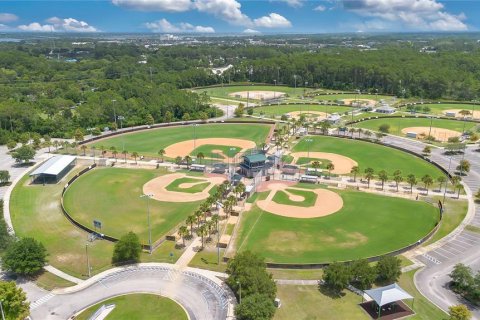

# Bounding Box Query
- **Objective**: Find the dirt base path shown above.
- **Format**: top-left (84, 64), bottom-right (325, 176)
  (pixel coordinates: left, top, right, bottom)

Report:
top-left (256, 183), bottom-right (343, 218)
top-left (143, 173), bottom-right (224, 202)
top-left (443, 109), bottom-right (480, 119)
top-left (287, 111), bottom-right (328, 120)
top-left (342, 98), bottom-right (377, 106)
top-left (164, 138), bottom-right (256, 158)
top-left (290, 152), bottom-right (357, 174)
top-left (401, 127), bottom-right (461, 142)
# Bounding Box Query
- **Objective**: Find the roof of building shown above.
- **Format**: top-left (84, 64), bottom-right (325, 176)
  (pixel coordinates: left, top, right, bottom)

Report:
top-left (364, 283), bottom-right (413, 307)
top-left (243, 153), bottom-right (267, 162)
top-left (30, 155), bottom-right (76, 177)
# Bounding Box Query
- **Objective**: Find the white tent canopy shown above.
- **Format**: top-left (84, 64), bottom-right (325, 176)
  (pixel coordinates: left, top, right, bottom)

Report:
top-left (364, 283), bottom-right (413, 307)
top-left (30, 155), bottom-right (76, 177)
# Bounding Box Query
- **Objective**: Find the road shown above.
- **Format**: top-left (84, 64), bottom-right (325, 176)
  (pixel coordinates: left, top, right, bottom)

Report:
top-left (379, 134), bottom-right (480, 318)
top-left (29, 264), bottom-right (233, 320)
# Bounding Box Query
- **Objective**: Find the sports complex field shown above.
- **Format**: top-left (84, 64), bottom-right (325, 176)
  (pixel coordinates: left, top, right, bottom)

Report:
top-left (193, 85), bottom-right (308, 100)
top-left (236, 184), bottom-right (439, 263)
top-left (292, 135), bottom-right (443, 177)
top-left (403, 103), bottom-right (479, 118)
top-left (253, 104), bottom-right (351, 118)
top-left (91, 123), bottom-right (272, 158)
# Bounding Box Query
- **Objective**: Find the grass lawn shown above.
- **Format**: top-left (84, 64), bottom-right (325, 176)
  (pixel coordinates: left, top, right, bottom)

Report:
top-left (355, 117), bottom-right (477, 135)
top-left (190, 144), bottom-right (241, 159)
top-left (424, 197), bottom-right (468, 245)
top-left (314, 93), bottom-right (395, 102)
top-left (76, 294), bottom-right (188, 320)
top-left (254, 104), bottom-right (350, 117)
top-left (404, 103), bottom-right (478, 116)
top-left (268, 269), bottom-right (324, 280)
top-left (274, 285), bottom-right (368, 320)
top-left (34, 271), bottom-right (75, 291)
top-left (188, 248), bottom-right (227, 272)
top-left (91, 123), bottom-right (271, 157)
top-left (293, 135), bottom-right (442, 177)
top-left (165, 177), bottom-right (210, 193)
top-left (64, 168), bottom-right (200, 242)
top-left (272, 189), bottom-right (318, 207)
top-left (237, 189), bottom-right (439, 263)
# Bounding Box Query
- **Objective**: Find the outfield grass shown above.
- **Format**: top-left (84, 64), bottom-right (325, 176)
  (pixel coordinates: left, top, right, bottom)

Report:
top-left (237, 189), bottom-right (439, 263)
top-left (165, 177), bottom-right (210, 193)
top-left (293, 135), bottom-right (442, 177)
top-left (404, 103), bottom-right (478, 116)
top-left (314, 93), bottom-right (395, 102)
top-left (76, 294), bottom-right (188, 320)
top-left (272, 189), bottom-right (318, 207)
top-left (190, 144), bottom-right (241, 159)
top-left (253, 104), bottom-right (350, 117)
top-left (91, 123), bottom-right (271, 157)
top-left (64, 168), bottom-right (200, 242)
top-left (355, 117), bottom-right (477, 135)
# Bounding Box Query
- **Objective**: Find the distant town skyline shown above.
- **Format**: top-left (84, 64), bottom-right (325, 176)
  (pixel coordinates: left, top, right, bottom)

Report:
top-left (1, 0), bottom-right (478, 34)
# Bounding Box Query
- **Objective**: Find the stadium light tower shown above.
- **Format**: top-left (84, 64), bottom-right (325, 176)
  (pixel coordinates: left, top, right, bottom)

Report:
top-left (140, 193), bottom-right (154, 254)
top-left (112, 99), bottom-right (117, 128)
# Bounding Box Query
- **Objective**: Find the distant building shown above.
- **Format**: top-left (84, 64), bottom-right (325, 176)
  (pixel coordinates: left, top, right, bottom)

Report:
top-left (29, 155), bottom-right (76, 184)
top-left (326, 113), bottom-right (341, 124)
top-left (239, 153), bottom-right (267, 178)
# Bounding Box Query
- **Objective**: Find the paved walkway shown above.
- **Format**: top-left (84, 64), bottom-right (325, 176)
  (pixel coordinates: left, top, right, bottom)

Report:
top-left (43, 265), bottom-right (83, 284)
top-left (175, 236), bottom-right (202, 268)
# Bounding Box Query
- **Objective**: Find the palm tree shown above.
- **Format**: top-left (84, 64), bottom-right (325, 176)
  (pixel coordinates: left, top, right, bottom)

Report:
top-left (227, 194), bottom-right (237, 207)
top-left (320, 121), bottom-right (331, 135)
top-left (131, 151), bottom-right (139, 164)
top-left (70, 142), bottom-right (78, 155)
top-left (186, 215), bottom-right (196, 236)
top-left (451, 176), bottom-right (462, 199)
top-left (179, 226), bottom-right (189, 247)
top-left (198, 225), bottom-right (207, 249)
top-left (406, 174), bottom-right (417, 194)
top-left (99, 145), bottom-right (105, 158)
top-left (175, 156), bottom-right (182, 167)
top-left (393, 173), bottom-right (403, 192)
top-left (81, 145), bottom-right (87, 156)
top-left (421, 174), bottom-right (433, 195)
top-left (437, 176), bottom-right (447, 192)
top-left (456, 160), bottom-right (470, 175)
top-left (422, 146), bottom-right (432, 157)
top-left (235, 182), bottom-right (246, 199)
top-left (44, 140), bottom-right (52, 153)
top-left (53, 140), bottom-right (59, 151)
top-left (112, 150), bottom-right (118, 162)
top-left (196, 152), bottom-right (205, 164)
top-left (364, 168), bottom-right (374, 188)
top-left (350, 166), bottom-right (359, 182)
top-left (364, 130), bottom-right (372, 140)
top-left (122, 150), bottom-right (128, 163)
top-left (326, 162), bottom-right (335, 178)
top-left (211, 214), bottom-right (220, 231)
top-left (158, 149), bottom-right (166, 162)
top-left (194, 210), bottom-right (203, 229)
top-left (311, 161), bottom-right (321, 175)
top-left (378, 170), bottom-right (388, 190)
top-left (357, 128), bottom-right (363, 138)
top-left (109, 146), bottom-right (116, 158)
top-left (183, 155), bottom-right (191, 169)
top-left (206, 220), bottom-right (214, 239)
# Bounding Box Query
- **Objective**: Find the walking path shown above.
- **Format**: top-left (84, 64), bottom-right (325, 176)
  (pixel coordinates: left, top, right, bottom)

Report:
top-left (175, 236), bottom-right (202, 268)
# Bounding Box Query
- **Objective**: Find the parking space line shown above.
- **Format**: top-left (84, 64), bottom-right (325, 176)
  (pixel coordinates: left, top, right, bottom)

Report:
top-left (435, 247), bottom-right (457, 257)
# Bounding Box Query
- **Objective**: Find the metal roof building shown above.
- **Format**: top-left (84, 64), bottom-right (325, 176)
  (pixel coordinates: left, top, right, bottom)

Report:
top-left (30, 155), bottom-right (76, 183)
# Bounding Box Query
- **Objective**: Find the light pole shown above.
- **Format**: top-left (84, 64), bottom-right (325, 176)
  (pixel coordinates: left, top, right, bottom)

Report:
top-left (118, 115), bottom-right (125, 151)
top-left (112, 99), bottom-right (117, 129)
top-left (140, 193), bottom-right (154, 254)
top-left (428, 116), bottom-right (433, 138)
top-left (274, 79), bottom-right (277, 99)
top-left (294, 74), bottom-right (297, 90)
top-left (0, 299), bottom-right (5, 320)
top-left (193, 124), bottom-right (199, 150)
top-left (442, 154), bottom-right (453, 205)
top-left (237, 281), bottom-right (242, 304)
top-left (305, 138), bottom-right (313, 159)
top-left (85, 243), bottom-right (91, 278)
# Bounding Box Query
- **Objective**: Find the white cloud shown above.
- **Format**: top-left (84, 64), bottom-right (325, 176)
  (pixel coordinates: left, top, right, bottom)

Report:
top-left (343, 0), bottom-right (467, 31)
top-left (254, 13), bottom-right (292, 28)
top-left (0, 13), bottom-right (18, 23)
top-left (113, 0), bottom-right (292, 28)
top-left (243, 28), bottom-right (260, 34)
top-left (276, 0), bottom-right (304, 8)
top-left (112, 0), bottom-right (193, 12)
top-left (314, 5), bottom-right (326, 12)
top-left (145, 18), bottom-right (214, 32)
top-left (18, 17), bottom-right (98, 32)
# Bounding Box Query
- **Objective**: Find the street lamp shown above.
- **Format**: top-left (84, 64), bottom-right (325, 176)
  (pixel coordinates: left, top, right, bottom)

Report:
top-left (0, 299), bottom-right (5, 320)
top-left (85, 243), bottom-right (91, 278)
top-left (237, 281), bottom-right (242, 304)
top-left (140, 193), bottom-right (154, 254)
top-left (112, 99), bottom-right (117, 129)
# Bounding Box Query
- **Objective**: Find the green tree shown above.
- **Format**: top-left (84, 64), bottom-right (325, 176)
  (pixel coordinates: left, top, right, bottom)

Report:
top-left (406, 174), bottom-right (417, 194)
top-left (131, 151), bottom-right (139, 164)
top-left (450, 264), bottom-right (474, 292)
top-left (422, 145), bottom-right (431, 157)
top-left (178, 226), bottom-right (189, 247)
top-left (0, 200), bottom-right (13, 252)
top-left (349, 259), bottom-right (377, 290)
top-left (437, 176), bottom-right (447, 192)
top-left (6, 140), bottom-right (16, 150)
top-left (378, 123), bottom-right (390, 133)
top-left (235, 103), bottom-right (245, 117)
top-left (2, 237), bottom-right (47, 276)
top-left (0, 281), bottom-right (30, 320)
top-left (350, 166), bottom-right (359, 182)
top-left (11, 145), bottom-right (36, 163)
top-left (226, 251), bottom-right (276, 301)
top-left (393, 170), bottom-right (403, 192)
top-left (196, 152), bottom-right (205, 164)
top-left (364, 168), bottom-right (374, 188)
top-left (326, 162), bottom-right (335, 178)
top-left (449, 304), bottom-right (472, 320)
top-left (457, 160), bottom-right (470, 175)
top-left (322, 262), bottom-right (351, 295)
top-left (421, 174), bottom-right (433, 195)
top-left (74, 128), bottom-right (84, 142)
top-left (475, 189), bottom-right (480, 203)
top-left (0, 170), bottom-right (10, 185)
top-left (235, 293), bottom-right (276, 320)
top-left (158, 149), bottom-right (166, 162)
top-left (112, 231), bottom-right (141, 264)
top-left (378, 170), bottom-right (388, 190)
top-left (145, 113), bottom-right (155, 126)
top-left (376, 256), bottom-right (401, 284)
top-left (186, 215), bottom-right (196, 235)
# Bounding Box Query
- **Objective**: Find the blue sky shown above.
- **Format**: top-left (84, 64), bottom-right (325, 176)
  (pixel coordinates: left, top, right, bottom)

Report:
top-left (0, 1), bottom-right (479, 34)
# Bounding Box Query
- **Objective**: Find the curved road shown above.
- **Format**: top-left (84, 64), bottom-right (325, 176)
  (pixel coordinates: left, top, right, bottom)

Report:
top-left (30, 264), bottom-right (234, 320)
top-left (379, 134), bottom-right (480, 318)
